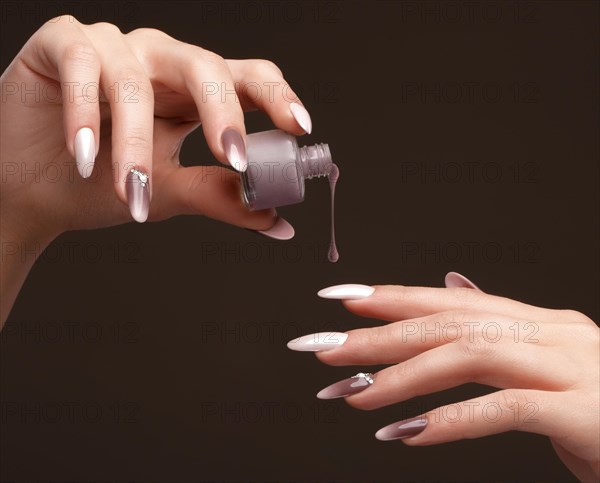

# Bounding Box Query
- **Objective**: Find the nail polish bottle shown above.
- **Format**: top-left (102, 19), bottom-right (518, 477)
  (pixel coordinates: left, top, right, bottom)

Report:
top-left (240, 129), bottom-right (333, 210)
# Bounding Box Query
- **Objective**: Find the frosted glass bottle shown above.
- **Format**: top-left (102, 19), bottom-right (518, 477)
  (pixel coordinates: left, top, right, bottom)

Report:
top-left (240, 129), bottom-right (333, 210)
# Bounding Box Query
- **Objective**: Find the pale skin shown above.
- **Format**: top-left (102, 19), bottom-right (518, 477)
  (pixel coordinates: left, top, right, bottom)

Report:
top-left (1, 16), bottom-right (307, 324)
top-left (314, 282), bottom-right (599, 482)
top-left (1, 17), bottom-right (598, 483)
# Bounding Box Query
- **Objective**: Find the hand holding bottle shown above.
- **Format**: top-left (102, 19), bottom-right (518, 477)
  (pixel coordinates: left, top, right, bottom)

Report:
top-left (0, 16), bottom-right (311, 323)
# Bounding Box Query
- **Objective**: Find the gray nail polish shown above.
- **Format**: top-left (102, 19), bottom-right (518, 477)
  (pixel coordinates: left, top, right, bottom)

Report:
top-left (316, 372), bottom-right (375, 400)
top-left (375, 416), bottom-right (428, 441)
top-left (126, 168), bottom-right (150, 223)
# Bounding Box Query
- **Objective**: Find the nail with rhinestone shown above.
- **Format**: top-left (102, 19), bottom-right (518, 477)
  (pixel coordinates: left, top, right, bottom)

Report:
top-left (126, 168), bottom-right (150, 223)
top-left (316, 372), bottom-right (375, 400)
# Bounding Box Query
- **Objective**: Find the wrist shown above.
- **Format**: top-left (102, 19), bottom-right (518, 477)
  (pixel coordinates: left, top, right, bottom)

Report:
top-left (1, 207), bottom-right (61, 327)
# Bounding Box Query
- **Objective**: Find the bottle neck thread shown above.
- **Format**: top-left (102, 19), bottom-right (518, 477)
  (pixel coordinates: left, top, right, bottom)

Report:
top-left (299, 143), bottom-right (332, 179)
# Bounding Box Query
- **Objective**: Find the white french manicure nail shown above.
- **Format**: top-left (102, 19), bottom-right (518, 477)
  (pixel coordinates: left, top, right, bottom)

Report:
top-left (74, 127), bottom-right (95, 178)
top-left (287, 332), bottom-right (348, 352)
top-left (289, 102), bottom-right (312, 134)
top-left (317, 284), bottom-right (374, 300)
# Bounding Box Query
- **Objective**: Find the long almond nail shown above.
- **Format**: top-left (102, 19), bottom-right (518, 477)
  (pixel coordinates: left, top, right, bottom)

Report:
top-left (74, 127), bottom-right (95, 178)
top-left (126, 168), bottom-right (150, 223)
top-left (287, 332), bottom-right (348, 352)
top-left (375, 416), bottom-right (428, 441)
top-left (221, 128), bottom-right (247, 172)
top-left (444, 272), bottom-right (481, 290)
top-left (317, 372), bottom-right (375, 400)
top-left (289, 102), bottom-right (312, 134)
top-left (257, 217), bottom-right (295, 240)
top-left (317, 284), bottom-right (374, 300)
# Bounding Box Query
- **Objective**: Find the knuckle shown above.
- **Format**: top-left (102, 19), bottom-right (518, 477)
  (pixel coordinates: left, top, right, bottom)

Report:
top-left (124, 129), bottom-right (152, 154)
top-left (496, 390), bottom-right (533, 428)
top-left (354, 326), bottom-right (387, 349)
top-left (582, 323), bottom-right (600, 344)
top-left (69, 90), bottom-right (97, 109)
top-left (114, 67), bottom-right (153, 98)
top-left (36, 16), bottom-right (78, 45)
top-left (555, 309), bottom-right (599, 343)
top-left (460, 330), bottom-right (495, 359)
top-left (439, 310), bottom-right (470, 326)
top-left (127, 27), bottom-right (171, 41)
top-left (62, 41), bottom-right (99, 68)
top-left (451, 286), bottom-right (480, 308)
top-left (185, 48), bottom-right (226, 82)
top-left (114, 66), bottom-right (143, 83)
top-left (559, 309), bottom-right (593, 325)
top-left (90, 21), bottom-right (122, 35)
top-left (195, 48), bottom-right (225, 67)
top-left (45, 15), bottom-right (80, 26)
top-left (250, 59), bottom-right (283, 77)
top-left (384, 322), bottom-right (405, 343)
top-left (390, 361), bottom-right (417, 382)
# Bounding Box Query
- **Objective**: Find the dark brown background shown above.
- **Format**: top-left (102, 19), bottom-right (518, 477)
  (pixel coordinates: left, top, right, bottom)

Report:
top-left (1, 1), bottom-right (598, 481)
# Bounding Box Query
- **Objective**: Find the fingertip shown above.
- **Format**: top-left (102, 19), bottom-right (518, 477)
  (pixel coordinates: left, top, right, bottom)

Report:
top-left (74, 127), bottom-right (96, 179)
top-left (125, 167), bottom-right (151, 223)
top-left (256, 216), bottom-right (295, 240)
top-left (220, 127), bottom-right (248, 172)
top-left (317, 284), bottom-right (375, 300)
top-left (289, 102), bottom-right (312, 134)
top-left (444, 272), bottom-right (481, 291)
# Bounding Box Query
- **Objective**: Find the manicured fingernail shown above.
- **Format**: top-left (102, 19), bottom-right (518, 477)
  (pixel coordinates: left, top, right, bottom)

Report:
top-left (126, 168), bottom-right (150, 223)
top-left (444, 272), bottom-right (481, 290)
top-left (221, 128), bottom-right (247, 172)
top-left (287, 332), bottom-right (348, 352)
top-left (317, 284), bottom-right (375, 300)
top-left (257, 217), bottom-right (295, 240)
top-left (74, 127), bottom-right (95, 178)
top-left (290, 102), bottom-right (312, 134)
top-left (375, 416), bottom-right (428, 441)
top-left (317, 372), bottom-right (375, 400)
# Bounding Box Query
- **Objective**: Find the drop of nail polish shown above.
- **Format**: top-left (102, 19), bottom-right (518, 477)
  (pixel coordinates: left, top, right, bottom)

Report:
top-left (327, 163), bottom-right (339, 263)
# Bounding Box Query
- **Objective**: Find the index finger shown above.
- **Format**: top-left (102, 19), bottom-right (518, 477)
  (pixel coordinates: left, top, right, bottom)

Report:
top-left (317, 283), bottom-right (554, 322)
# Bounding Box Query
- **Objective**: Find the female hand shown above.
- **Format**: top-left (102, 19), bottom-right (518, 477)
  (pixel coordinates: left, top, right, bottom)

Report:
top-left (1, 16), bottom-right (310, 323)
top-left (288, 273), bottom-right (600, 482)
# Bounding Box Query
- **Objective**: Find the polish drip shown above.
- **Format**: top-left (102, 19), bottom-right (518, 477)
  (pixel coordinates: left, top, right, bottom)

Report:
top-left (327, 163), bottom-right (339, 263)
top-left (240, 130), bottom-right (339, 262)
